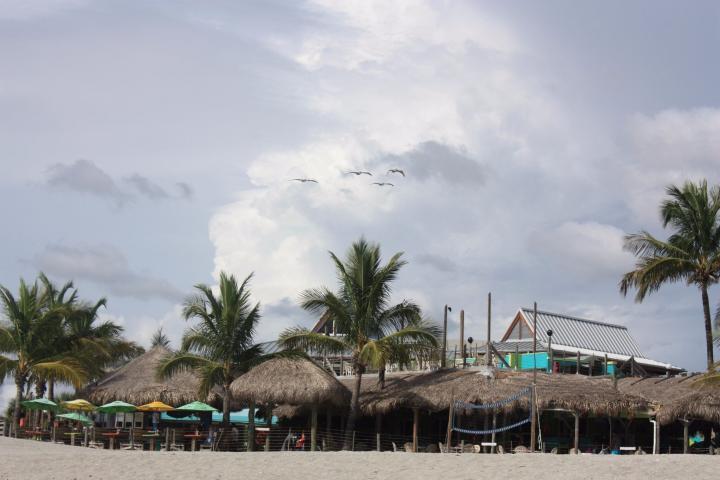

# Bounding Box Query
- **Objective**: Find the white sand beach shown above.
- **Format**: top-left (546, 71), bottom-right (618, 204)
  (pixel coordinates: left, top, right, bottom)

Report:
top-left (1, 437), bottom-right (718, 480)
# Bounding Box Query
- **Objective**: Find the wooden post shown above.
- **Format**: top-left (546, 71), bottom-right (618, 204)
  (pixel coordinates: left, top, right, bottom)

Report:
top-left (459, 310), bottom-right (465, 369)
top-left (165, 427), bottom-right (170, 451)
top-left (310, 405), bottom-right (318, 452)
top-left (530, 302), bottom-right (537, 452)
top-left (573, 412), bottom-right (580, 454)
top-left (608, 416), bottom-right (612, 449)
top-left (576, 351), bottom-right (581, 375)
top-left (515, 344), bottom-right (519, 371)
top-left (412, 408), bottom-right (419, 453)
top-left (682, 419), bottom-right (689, 454)
top-left (490, 411), bottom-right (497, 453)
top-left (247, 401), bottom-right (255, 452)
top-left (445, 393), bottom-right (455, 453)
top-left (486, 292), bottom-right (492, 366)
top-left (265, 405), bottom-right (272, 452)
top-left (442, 305), bottom-right (449, 368)
top-left (375, 413), bottom-right (382, 452)
top-left (604, 354), bottom-right (608, 376)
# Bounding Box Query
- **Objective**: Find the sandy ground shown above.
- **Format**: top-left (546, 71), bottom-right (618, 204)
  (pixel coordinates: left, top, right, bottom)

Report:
top-left (1, 437), bottom-right (718, 480)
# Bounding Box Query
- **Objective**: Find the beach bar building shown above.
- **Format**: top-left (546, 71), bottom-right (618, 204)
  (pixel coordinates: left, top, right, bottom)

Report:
top-left (492, 309), bottom-right (683, 377)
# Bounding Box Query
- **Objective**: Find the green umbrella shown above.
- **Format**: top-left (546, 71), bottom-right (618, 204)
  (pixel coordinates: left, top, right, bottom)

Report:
top-left (56, 412), bottom-right (93, 426)
top-left (175, 401), bottom-right (218, 412)
top-left (21, 398), bottom-right (58, 411)
top-left (96, 401), bottom-right (137, 413)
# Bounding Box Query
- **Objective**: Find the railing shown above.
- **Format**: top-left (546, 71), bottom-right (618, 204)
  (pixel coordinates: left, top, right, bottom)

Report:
top-left (9, 425), bottom-right (715, 455)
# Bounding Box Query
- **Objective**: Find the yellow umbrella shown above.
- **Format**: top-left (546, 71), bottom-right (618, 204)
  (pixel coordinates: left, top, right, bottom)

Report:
top-left (137, 401), bottom-right (174, 412)
top-left (61, 399), bottom-right (96, 411)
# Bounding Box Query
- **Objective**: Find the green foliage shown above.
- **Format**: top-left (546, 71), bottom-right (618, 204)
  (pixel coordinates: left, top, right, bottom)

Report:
top-left (620, 180), bottom-right (720, 370)
top-left (158, 272), bottom-right (275, 425)
top-left (150, 327), bottom-right (171, 348)
top-left (0, 273), bottom-right (135, 433)
top-left (279, 237), bottom-right (439, 447)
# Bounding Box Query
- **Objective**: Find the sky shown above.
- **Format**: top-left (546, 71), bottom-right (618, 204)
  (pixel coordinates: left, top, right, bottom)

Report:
top-left (1, 0), bottom-right (719, 410)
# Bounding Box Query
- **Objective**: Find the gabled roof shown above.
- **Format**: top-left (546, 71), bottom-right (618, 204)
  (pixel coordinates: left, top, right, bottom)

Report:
top-left (516, 308), bottom-right (645, 358)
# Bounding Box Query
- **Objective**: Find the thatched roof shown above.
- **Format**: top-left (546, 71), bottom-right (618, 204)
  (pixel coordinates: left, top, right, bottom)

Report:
top-left (617, 375), bottom-right (720, 425)
top-left (230, 358), bottom-right (350, 407)
top-left (341, 369), bottom-right (647, 417)
top-left (85, 346), bottom-right (202, 406)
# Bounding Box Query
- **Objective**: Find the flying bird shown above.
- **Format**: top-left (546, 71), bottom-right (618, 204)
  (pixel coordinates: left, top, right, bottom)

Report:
top-left (346, 171), bottom-right (372, 176)
top-left (372, 182), bottom-right (394, 187)
top-left (387, 168), bottom-right (405, 177)
top-left (289, 178), bottom-right (318, 183)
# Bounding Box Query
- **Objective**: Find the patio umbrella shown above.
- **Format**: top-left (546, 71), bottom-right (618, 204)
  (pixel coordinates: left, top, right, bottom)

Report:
top-left (96, 401), bottom-right (137, 413)
top-left (62, 399), bottom-right (96, 411)
top-left (21, 398), bottom-right (58, 411)
top-left (137, 401), bottom-right (174, 412)
top-left (174, 401), bottom-right (217, 413)
top-left (57, 412), bottom-right (93, 426)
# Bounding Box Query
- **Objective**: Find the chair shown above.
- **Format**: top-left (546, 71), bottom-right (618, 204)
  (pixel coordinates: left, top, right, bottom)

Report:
top-left (496, 445), bottom-right (505, 455)
top-left (392, 442), bottom-right (398, 452)
top-left (472, 444), bottom-right (481, 453)
top-left (550, 447), bottom-right (558, 454)
top-left (403, 442), bottom-right (414, 452)
top-left (513, 445), bottom-right (530, 453)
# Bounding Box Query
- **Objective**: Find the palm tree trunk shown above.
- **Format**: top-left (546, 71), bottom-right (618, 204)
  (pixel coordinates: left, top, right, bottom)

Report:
top-left (222, 384), bottom-right (231, 427)
top-left (378, 364), bottom-right (386, 389)
top-left (701, 283), bottom-right (715, 370)
top-left (48, 379), bottom-right (54, 401)
top-left (343, 364), bottom-right (363, 450)
top-left (247, 401), bottom-right (255, 452)
top-left (13, 377), bottom-right (25, 438)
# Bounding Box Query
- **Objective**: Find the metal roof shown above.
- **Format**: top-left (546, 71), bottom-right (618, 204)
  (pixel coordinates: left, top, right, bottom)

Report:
top-left (519, 308), bottom-right (645, 358)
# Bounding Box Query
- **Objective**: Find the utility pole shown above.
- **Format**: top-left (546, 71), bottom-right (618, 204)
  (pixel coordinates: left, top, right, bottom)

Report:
top-left (530, 302), bottom-right (538, 453)
top-left (459, 309), bottom-right (466, 369)
top-left (486, 292), bottom-right (492, 366)
top-left (442, 305), bottom-right (451, 368)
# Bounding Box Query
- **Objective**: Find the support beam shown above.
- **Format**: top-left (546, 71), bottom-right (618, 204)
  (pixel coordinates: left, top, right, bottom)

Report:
top-left (576, 351), bottom-right (581, 375)
top-left (573, 412), bottom-right (580, 454)
top-left (247, 401), bottom-right (256, 452)
top-left (682, 419), bottom-right (689, 454)
top-left (310, 405), bottom-right (318, 451)
top-left (265, 405), bottom-right (272, 452)
top-left (412, 408), bottom-right (420, 453)
top-left (375, 413), bottom-right (382, 452)
top-left (490, 411), bottom-right (497, 453)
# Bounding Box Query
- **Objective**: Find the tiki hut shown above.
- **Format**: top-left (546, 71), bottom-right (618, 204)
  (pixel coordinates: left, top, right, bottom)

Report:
top-left (85, 346), bottom-right (202, 406)
top-left (230, 358), bottom-right (350, 451)
top-left (618, 375), bottom-right (720, 425)
top-left (343, 369), bottom-right (646, 417)
top-left (340, 368), bottom-right (648, 452)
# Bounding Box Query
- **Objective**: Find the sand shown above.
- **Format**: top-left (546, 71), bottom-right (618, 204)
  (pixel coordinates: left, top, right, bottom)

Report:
top-left (1, 436), bottom-right (718, 480)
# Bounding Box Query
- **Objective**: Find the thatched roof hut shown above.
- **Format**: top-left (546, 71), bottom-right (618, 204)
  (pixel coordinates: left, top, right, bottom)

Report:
top-left (617, 375), bottom-right (720, 425)
top-left (230, 358), bottom-right (349, 408)
top-left (231, 358), bottom-right (350, 451)
top-left (341, 369), bottom-right (647, 417)
top-left (85, 346), bottom-right (202, 406)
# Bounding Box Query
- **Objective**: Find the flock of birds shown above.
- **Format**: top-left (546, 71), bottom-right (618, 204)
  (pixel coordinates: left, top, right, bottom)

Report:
top-left (290, 168), bottom-right (405, 187)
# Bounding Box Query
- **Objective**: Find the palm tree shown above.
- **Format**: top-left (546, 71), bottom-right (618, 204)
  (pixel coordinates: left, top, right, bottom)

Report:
top-left (279, 238), bottom-right (439, 449)
top-left (39, 274), bottom-right (140, 395)
top-left (158, 272), bottom-right (274, 443)
top-left (0, 278), bottom-right (86, 436)
top-left (150, 327), bottom-right (171, 348)
top-left (620, 180), bottom-right (720, 371)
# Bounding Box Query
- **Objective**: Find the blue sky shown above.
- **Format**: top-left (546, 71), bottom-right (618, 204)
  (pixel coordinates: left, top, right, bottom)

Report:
top-left (1, 0), bottom-right (719, 409)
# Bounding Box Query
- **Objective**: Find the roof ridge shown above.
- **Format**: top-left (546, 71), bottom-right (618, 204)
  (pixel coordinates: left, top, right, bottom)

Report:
top-left (520, 307), bottom-right (628, 330)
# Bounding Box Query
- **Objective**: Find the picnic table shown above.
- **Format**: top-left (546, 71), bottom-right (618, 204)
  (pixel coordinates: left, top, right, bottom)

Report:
top-left (25, 430), bottom-right (45, 441)
top-left (142, 431), bottom-right (161, 451)
top-left (64, 431), bottom-right (81, 446)
top-left (101, 431), bottom-right (121, 450)
top-left (184, 433), bottom-right (205, 452)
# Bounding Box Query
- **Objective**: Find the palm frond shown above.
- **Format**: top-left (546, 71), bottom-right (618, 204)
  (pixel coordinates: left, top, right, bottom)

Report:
top-left (278, 328), bottom-right (347, 355)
